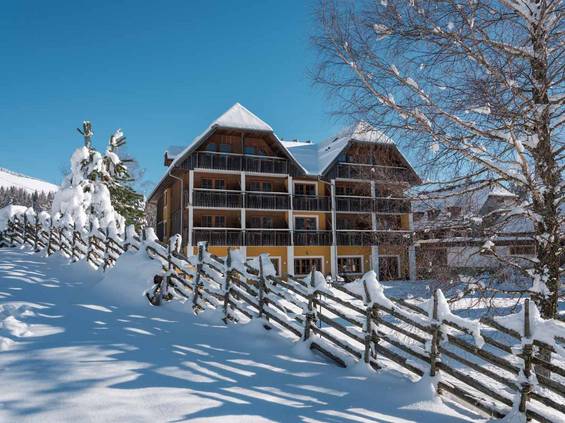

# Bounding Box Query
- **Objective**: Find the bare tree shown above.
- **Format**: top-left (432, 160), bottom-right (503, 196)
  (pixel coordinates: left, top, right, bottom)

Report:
top-left (313, 0), bottom-right (564, 319)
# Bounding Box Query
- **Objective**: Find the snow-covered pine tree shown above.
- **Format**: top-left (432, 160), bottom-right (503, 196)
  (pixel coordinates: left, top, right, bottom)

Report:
top-left (103, 130), bottom-right (145, 229)
top-left (51, 122), bottom-right (126, 234)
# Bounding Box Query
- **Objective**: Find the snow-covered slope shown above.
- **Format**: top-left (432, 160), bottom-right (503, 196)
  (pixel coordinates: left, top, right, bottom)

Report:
top-left (0, 248), bottom-right (482, 423)
top-left (0, 167), bottom-right (58, 194)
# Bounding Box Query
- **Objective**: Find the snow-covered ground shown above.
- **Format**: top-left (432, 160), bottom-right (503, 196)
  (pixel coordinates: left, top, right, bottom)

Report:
top-left (0, 167), bottom-right (58, 194)
top-left (0, 247), bottom-right (485, 423)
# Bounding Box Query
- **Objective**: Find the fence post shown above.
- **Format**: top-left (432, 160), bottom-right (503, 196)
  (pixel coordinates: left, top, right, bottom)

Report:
top-left (430, 289), bottom-right (441, 381)
top-left (103, 227), bottom-right (110, 270)
top-left (192, 243), bottom-right (204, 313)
top-left (23, 213), bottom-right (28, 244)
top-left (303, 266), bottom-right (317, 341)
top-left (223, 248), bottom-right (233, 323)
top-left (46, 220), bottom-right (53, 255)
top-left (519, 298), bottom-right (533, 415)
top-left (33, 214), bottom-right (39, 252)
top-left (258, 256), bottom-right (266, 319)
top-left (362, 280), bottom-right (378, 365)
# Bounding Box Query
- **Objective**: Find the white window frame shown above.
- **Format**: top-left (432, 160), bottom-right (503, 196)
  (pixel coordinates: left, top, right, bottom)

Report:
top-left (293, 214), bottom-right (319, 231)
top-left (378, 255), bottom-right (401, 280)
top-left (293, 256), bottom-right (324, 275)
top-left (337, 255), bottom-right (364, 274)
top-left (293, 181), bottom-right (318, 196)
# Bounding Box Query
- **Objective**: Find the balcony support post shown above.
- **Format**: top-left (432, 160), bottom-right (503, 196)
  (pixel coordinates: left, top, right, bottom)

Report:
top-left (241, 173), bottom-right (246, 248)
top-left (408, 213), bottom-right (416, 280)
top-left (288, 176), bottom-right (294, 246)
top-left (187, 170), bottom-right (194, 253)
top-left (330, 179), bottom-right (338, 280)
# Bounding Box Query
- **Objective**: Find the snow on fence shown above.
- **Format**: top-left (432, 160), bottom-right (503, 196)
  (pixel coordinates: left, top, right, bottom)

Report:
top-left (1, 207), bottom-right (565, 423)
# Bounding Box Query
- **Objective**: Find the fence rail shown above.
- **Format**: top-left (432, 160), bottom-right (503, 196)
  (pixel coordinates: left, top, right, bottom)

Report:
top-left (1, 208), bottom-right (564, 423)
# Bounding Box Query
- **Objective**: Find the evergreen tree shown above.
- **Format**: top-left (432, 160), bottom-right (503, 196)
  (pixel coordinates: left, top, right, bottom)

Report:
top-left (103, 130), bottom-right (145, 229)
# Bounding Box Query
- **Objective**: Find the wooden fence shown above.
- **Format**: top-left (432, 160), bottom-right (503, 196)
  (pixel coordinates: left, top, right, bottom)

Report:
top-left (1, 210), bottom-right (564, 423)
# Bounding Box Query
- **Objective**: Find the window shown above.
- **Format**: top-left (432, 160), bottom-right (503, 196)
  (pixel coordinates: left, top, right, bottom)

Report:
top-left (201, 215), bottom-right (213, 227)
top-left (201, 178), bottom-right (213, 189)
top-left (295, 216), bottom-right (317, 230)
top-left (244, 146), bottom-right (256, 155)
top-left (427, 209), bottom-right (441, 220)
top-left (214, 179), bottom-right (225, 190)
top-left (510, 245), bottom-right (536, 256)
top-left (448, 207), bottom-right (462, 218)
top-left (219, 144), bottom-right (231, 153)
top-left (262, 182), bottom-right (272, 192)
top-left (294, 258), bottom-right (322, 275)
top-left (206, 143), bottom-right (217, 152)
top-left (338, 257), bottom-right (363, 274)
top-left (215, 216), bottom-right (225, 227)
top-left (295, 183), bottom-right (316, 196)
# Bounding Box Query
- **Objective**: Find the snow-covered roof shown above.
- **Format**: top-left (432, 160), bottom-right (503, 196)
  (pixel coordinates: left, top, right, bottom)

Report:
top-left (317, 122), bottom-right (395, 175)
top-left (148, 104), bottom-right (419, 201)
top-left (0, 168), bottom-right (58, 194)
top-left (214, 103), bottom-right (273, 132)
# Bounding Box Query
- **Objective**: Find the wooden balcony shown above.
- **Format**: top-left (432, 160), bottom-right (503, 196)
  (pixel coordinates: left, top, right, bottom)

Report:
top-left (335, 196), bottom-right (411, 213)
top-left (245, 192), bottom-right (290, 210)
top-left (293, 195), bottom-right (330, 211)
top-left (193, 229), bottom-right (243, 246)
top-left (192, 151), bottom-right (289, 174)
top-left (245, 230), bottom-right (290, 246)
top-left (294, 230), bottom-right (332, 246)
top-left (332, 163), bottom-right (412, 181)
top-left (193, 190), bottom-right (243, 208)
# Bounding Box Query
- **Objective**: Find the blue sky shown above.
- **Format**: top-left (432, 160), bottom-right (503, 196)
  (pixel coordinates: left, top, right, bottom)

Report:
top-left (0, 1), bottom-right (342, 193)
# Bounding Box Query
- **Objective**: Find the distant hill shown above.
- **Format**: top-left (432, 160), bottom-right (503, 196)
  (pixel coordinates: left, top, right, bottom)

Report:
top-left (0, 168), bottom-right (58, 194)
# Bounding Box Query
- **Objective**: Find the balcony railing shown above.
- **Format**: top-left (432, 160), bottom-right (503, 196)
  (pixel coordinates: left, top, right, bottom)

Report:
top-left (245, 230), bottom-right (290, 246)
top-left (336, 196), bottom-right (374, 212)
top-left (193, 229), bottom-right (243, 246)
top-left (336, 230), bottom-right (412, 246)
top-left (193, 190), bottom-right (243, 208)
top-left (294, 230), bottom-right (332, 246)
top-left (193, 151), bottom-right (289, 174)
top-left (333, 163), bottom-right (412, 181)
top-left (293, 195), bottom-right (330, 211)
top-left (245, 192), bottom-right (290, 210)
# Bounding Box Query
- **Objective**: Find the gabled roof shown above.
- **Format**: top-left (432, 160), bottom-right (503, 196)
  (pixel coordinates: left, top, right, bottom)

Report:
top-left (214, 103), bottom-right (273, 132)
top-left (148, 105), bottom-right (421, 202)
top-left (317, 122), bottom-right (395, 175)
